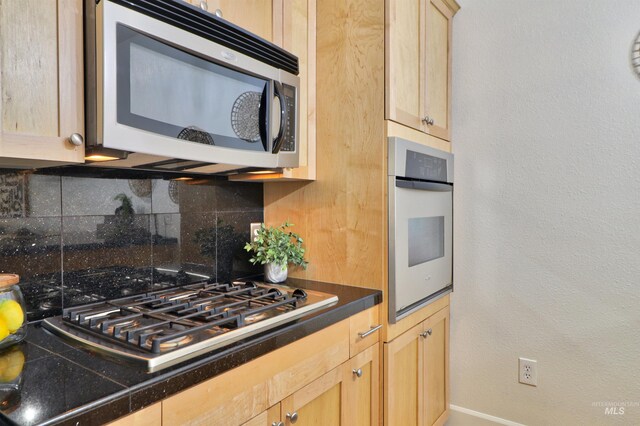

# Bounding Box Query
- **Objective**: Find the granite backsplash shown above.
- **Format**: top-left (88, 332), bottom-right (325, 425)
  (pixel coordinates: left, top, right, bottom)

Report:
top-left (0, 170), bottom-right (263, 321)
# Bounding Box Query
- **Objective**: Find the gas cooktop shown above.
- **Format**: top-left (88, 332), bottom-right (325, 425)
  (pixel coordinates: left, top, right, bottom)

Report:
top-left (43, 279), bottom-right (338, 371)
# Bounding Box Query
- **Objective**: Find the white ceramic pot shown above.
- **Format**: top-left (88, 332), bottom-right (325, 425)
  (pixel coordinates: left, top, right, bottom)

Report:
top-left (264, 263), bottom-right (288, 283)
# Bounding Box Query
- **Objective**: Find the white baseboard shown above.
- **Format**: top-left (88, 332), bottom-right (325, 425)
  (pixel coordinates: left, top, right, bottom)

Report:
top-left (448, 405), bottom-right (525, 426)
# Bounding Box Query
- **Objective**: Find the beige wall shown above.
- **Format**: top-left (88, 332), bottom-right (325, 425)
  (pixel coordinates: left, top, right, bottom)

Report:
top-left (450, 0), bottom-right (640, 424)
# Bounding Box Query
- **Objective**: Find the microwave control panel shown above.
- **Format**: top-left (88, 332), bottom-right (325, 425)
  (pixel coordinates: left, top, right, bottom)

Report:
top-left (279, 84), bottom-right (297, 152)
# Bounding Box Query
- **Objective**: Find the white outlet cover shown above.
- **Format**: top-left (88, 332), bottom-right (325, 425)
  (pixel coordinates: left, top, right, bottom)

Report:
top-left (250, 223), bottom-right (262, 241)
top-left (519, 357), bottom-right (538, 386)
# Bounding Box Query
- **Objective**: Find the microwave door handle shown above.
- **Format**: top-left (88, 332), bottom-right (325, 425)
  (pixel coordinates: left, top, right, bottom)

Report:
top-left (258, 84), bottom-right (269, 152)
top-left (395, 179), bottom-right (453, 192)
top-left (271, 81), bottom-right (287, 153)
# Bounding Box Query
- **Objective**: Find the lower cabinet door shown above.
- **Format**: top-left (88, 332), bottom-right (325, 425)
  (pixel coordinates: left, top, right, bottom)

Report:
top-left (384, 323), bottom-right (424, 426)
top-left (384, 306), bottom-right (450, 426)
top-left (343, 344), bottom-right (379, 426)
top-left (281, 366), bottom-right (344, 425)
top-left (242, 404), bottom-right (282, 426)
top-left (423, 306), bottom-right (450, 426)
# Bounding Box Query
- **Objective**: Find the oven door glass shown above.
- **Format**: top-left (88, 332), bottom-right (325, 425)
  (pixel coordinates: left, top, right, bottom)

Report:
top-left (390, 180), bottom-right (452, 319)
top-left (116, 24), bottom-right (269, 152)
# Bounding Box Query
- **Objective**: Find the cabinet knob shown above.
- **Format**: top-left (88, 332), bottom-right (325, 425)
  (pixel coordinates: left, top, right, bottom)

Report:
top-left (422, 116), bottom-right (435, 126)
top-left (420, 329), bottom-right (433, 338)
top-left (272, 422), bottom-right (284, 426)
top-left (286, 412), bottom-right (298, 424)
top-left (214, 8), bottom-right (223, 17)
top-left (68, 133), bottom-right (84, 147)
top-left (199, 0), bottom-right (208, 11)
top-left (352, 368), bottom-right (363, 378)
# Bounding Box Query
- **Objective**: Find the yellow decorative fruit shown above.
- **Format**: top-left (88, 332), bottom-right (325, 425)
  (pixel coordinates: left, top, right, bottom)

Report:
top-left (0, 319), bottom-right (8, 342)
top-left (0, 349), bottom-right (25, 382)
top-left (0, 300), bottom-right (23, 333)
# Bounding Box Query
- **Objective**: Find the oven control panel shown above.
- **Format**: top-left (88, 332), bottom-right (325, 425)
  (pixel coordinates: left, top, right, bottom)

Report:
top-left (405, 150), bottom-right (448, 182)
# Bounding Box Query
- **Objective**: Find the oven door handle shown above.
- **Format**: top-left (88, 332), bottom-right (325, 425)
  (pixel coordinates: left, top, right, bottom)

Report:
top-left (395, 179), bottom-right (453, 192)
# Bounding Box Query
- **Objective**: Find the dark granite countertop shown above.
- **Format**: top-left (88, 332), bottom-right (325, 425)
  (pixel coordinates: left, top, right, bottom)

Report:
top-left (0, 279), bottom-right (381, 426)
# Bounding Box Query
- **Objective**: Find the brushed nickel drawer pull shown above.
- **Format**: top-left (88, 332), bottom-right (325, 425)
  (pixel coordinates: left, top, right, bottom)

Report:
top-left (358, 324), bottom-right (382, 338)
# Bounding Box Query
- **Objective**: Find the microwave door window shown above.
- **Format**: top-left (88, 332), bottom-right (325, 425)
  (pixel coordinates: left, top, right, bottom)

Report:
top-left (116, 25), bottom-right (268, 151)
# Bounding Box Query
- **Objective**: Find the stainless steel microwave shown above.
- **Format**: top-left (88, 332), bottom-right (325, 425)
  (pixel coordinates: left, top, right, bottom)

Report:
top-left (84, 0), bottom-right (299, 174)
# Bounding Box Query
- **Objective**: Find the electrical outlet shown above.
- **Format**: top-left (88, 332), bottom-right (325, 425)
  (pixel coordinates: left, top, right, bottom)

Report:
top-left (250, 223), bottom-right (262, 241)
top-left (519, 358), bottom-right (538, 386)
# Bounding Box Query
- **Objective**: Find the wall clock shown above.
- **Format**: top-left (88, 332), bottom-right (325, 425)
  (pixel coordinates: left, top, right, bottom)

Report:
top-left (633, 32), bottom-right (640, 78)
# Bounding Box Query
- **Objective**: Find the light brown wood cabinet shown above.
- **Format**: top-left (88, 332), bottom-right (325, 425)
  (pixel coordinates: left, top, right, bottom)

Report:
top-left (384, 306), bottom-right (449, 426)
top-left (185, 0), bottom-right (283, 44)
top-left (386, 0), bottom-right (456, 141)
top-left (343, 344), bottom-right (379, 426)
top-left (279, 343), bottom-right (379, 426)
top-left (0, 0), bottom-right (85, 167)
top-left (106, 403), bottom-right (161, 426)
top-left (281, 363), bottom-right (344, 425)
top-left (241, 404), bottom-right (281, 426)
top-left (230, 0), bottom-right (316, 182)
top-left (147, 308), bottom-right (379, 426)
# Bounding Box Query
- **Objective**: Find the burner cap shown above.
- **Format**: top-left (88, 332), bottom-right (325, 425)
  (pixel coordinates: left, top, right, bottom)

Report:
top-left (292, 288), bottom-right (308, 300)
top-left (243, 282), bottom-right (258, 290)
top-left (267, 288), bottom-right (283, 298)
top-left (147, 330), bottom-right (194, 352)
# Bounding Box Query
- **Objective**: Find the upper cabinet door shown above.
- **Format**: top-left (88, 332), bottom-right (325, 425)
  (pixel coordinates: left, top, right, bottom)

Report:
top-left (188, 0), bottom-right (283, 44)
top-left (279, 0), bottom-right (316, 180)
top-left (424, 0), bottom-right (453, 141)
top-left (0, 0), bottom-right (84, 165)
top-left (386, 0), bottom-right (424, 131)
top-left (386, 0), bottom-right (455, 142)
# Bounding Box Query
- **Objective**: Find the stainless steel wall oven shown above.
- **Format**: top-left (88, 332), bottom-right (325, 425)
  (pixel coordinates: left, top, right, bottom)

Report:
top-left (388, 137), bottom-right (454, 323)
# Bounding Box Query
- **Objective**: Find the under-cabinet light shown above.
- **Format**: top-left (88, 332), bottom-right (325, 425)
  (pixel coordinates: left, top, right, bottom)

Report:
top-left (84, 146), bottom-right (128, 162)
top-left (84, 154), bottom-right (121, 162)
top-left (247, 170), bottom-right (278, 175)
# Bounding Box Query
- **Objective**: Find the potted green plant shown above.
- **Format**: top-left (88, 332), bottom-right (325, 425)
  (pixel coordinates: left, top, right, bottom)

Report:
top-left (244, 222), bottom-right (308, 283)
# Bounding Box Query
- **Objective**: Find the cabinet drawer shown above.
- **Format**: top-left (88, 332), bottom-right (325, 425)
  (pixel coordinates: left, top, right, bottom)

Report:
top-left (349, 306), bottom-right (381, 356)
top-left (106, 403), bottom-right (161, 426)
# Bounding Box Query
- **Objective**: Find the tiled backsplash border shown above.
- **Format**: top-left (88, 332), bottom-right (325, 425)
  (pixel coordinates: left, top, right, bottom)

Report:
top-left (0, 170), bottom-right (263, 321)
